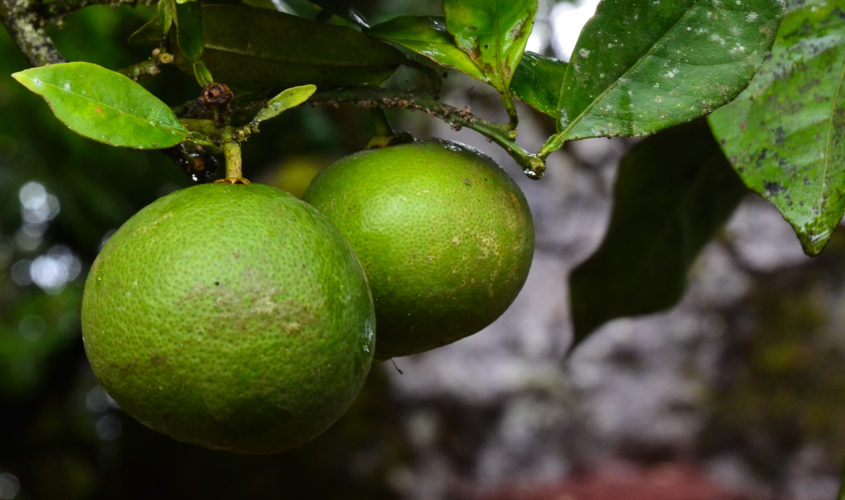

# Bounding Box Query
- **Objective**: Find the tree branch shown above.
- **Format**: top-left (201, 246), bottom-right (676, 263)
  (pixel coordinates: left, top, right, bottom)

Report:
top-left (1, 0), bottom-right (65, 66)
top-left (310, 88), bottom-right (546, 178)
top-left (1, 0), bottom-right (156, 67)
top-left (40, 0), bottom-right (155, 18)
top-left (173, 86), bottom-right (547, 178)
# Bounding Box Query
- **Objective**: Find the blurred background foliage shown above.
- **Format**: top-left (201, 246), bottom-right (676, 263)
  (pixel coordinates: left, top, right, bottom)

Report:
top-left (1, 1), bottom-right (844, 499)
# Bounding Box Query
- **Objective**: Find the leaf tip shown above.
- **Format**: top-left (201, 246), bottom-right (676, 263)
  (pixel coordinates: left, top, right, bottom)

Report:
top-left (10, 69), bottom-right (42, 94)
top-left (10, 70), bottom-right (29, 85)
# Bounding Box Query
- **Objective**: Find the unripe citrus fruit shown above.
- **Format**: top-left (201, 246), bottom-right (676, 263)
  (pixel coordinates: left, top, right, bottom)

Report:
top-left (81, 183), bottom-right (375, 454)
top-left (304, 140), bottom-right (534, 358)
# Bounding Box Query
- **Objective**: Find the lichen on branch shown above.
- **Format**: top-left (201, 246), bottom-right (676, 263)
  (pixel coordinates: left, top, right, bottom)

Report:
top-left (1, 0), bottom-right (65, 66)
top-left (1, 0), bottom-right (156, 67)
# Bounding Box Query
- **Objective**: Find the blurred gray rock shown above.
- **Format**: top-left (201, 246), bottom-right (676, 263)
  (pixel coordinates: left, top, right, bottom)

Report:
top-left (388, 84), bottom-right (840, 500)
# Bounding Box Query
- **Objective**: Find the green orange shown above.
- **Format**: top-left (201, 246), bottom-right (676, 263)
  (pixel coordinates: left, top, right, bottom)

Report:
top-left (304, 140), bottom-right (534, 358)
top-left (81, 183), bottom-right (375, 454)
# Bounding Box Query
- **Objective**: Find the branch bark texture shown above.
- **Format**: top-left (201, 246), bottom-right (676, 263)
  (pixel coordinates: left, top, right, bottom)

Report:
top-left (1, 0), bottom-right (65, 66)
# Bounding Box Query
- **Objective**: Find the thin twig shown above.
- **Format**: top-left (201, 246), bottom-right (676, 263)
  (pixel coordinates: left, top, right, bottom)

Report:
top-left (174, 87), bottom-right (547, 177)
top-left (118, 49), bottom-right (172, 81)
top-left (310, 88), bottom-right (546, 178)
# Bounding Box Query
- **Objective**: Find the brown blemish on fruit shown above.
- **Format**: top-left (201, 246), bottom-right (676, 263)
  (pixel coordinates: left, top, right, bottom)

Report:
top-left (150, 352), bottom-right (168, 366)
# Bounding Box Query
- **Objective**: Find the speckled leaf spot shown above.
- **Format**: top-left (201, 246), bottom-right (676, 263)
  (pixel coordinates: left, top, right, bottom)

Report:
top-left (548, 0), bottom-right (782, 142)
top-left (12, 62), bottom-right (188, 149)
top-left (709, 0), bottom-right (845, 256)
top-left (443, 0), bottom-right (538, 92)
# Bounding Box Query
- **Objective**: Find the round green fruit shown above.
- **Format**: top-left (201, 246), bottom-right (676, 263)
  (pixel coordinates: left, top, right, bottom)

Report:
top-left (81, 183), bottom-right (375, 454)
top-left (304, 140), bottom-right (534, 358)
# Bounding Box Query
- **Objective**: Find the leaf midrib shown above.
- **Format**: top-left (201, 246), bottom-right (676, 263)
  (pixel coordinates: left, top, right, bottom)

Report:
top-left (27, 77), bottom-right (185, 136)
top-left (557, 0), bottom-right (705, 138)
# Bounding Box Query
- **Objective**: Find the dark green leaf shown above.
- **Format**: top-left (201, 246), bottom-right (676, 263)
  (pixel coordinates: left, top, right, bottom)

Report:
top-left (176, 0), bottom-right (203, 62)
top-left (131, 4), bottom-right (405, 90)
top-left (12, 62), bottom-right (188, 149)
top-left (192, 61), bottom-right (213, 87)
top-left (510, 51), bottom-right (566, 117)
top-left (708, 0), bottom-right (845, 256)
top-left (158, 0), bottom-right (175, 36)
top-left (553, 0), bottom-right (782, 141)
top-left (569, 120), bottom-right (747, 345)
top-left (252, 84), bottom-right (317, 124)
top-left (443, 0), bottom-right (537, 92)
top-left (368, 16), bottom-right (486, 82)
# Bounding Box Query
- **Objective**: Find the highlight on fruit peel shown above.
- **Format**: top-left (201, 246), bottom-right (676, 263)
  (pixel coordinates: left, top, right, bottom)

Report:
top-left (304, 140), bottom-right (535, 359)
top-left (80, 183), bottom-right (375, 454)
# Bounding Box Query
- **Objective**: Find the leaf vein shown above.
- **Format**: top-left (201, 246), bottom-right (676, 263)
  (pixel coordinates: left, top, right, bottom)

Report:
top-left (559, 1), bottom-right (706, 138)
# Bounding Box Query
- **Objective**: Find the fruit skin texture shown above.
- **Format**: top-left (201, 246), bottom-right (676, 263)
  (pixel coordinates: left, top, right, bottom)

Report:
top-left (304, 140), bottom-right (534, 358)
top-left (81, 183), bottom-right (375, 454)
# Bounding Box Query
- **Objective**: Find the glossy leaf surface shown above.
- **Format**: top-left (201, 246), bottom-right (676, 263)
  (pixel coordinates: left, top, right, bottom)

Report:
top-left (176, 1), bottom-right (203, 62)
top-left (569, 120), bottom-right (747, 344)
top-left (510, 51), bottom-right (567, 117)
top-left (443, 0), bottom-right (537, 92)
top-left (158, 0), bottom-right (175, 36)
top-left (553, 0), bottom-right (782, 141)
top-left (12, 62), bottom-right (187, 149)
top-left (709, 0), bottom-right (845, 256)
top-left (253, 85), bottom-right (317, 124)
top-left (368, 16), bottom-right (486, 82)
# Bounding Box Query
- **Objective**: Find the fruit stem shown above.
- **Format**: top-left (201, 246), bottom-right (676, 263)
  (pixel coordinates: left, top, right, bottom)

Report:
top-left (221, 142), bottom-right (248, 183)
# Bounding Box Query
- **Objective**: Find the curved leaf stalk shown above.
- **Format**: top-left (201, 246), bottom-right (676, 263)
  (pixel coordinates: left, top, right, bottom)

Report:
top-left (310, 88), bottom-right (546, 178)
top-left (538, 132), bottom-right (565, 159)
top-left (501, 91), bottom-right (519, 136)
